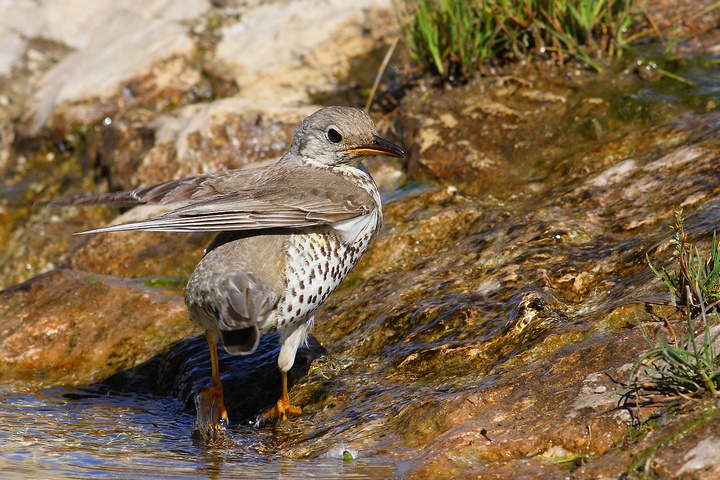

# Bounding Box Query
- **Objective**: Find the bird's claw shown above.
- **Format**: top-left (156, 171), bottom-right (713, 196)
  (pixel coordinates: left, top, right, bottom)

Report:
top-left (260, 398), bottom-right (302, 422)
top-left (193, 384), bottom-right (229, 436)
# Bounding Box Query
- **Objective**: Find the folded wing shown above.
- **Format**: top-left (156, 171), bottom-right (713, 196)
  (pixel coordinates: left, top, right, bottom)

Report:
top-left (51, 164), bottom-right (374, 234)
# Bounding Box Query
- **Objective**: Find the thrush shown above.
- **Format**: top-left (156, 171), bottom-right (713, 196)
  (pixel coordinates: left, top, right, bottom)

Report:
top-left (51, 106), bottom-right (404, 434)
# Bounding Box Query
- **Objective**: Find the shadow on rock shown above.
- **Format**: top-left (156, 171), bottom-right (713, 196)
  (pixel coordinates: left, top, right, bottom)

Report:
top-left (93, 333), bottom-right (327, 422)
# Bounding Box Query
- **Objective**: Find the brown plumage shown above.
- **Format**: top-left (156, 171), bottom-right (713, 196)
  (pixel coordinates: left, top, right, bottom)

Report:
top-left (51, 106), bottom-right (404, 434)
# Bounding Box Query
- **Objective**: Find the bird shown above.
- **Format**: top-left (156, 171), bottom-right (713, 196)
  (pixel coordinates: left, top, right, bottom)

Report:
top-left (50, 106), bottom-right (404, 435)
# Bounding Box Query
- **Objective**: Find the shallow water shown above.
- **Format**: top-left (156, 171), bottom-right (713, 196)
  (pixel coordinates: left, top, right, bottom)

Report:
top-left (0, 388), bottom-right (401, 479)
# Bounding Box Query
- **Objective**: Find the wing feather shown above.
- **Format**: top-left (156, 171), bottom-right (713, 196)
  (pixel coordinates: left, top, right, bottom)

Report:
top-left (68, 165), bottom-right (375, 235)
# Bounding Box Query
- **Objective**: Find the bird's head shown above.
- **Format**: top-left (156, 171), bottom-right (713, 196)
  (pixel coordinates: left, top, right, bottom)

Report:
top-left (285, 106), bottom-right (404, 167)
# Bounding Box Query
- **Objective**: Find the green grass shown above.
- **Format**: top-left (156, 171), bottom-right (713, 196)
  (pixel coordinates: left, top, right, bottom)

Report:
top-left (648, 212), bottom-right (720, 314)
top-left (394, 0), bottom-right (647, 80)
top-left (633, 212), bottom-right (720, 396)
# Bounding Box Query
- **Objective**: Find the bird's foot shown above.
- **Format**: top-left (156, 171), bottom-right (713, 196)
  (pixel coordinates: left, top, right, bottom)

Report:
top-left (260, 398), bottom-right (302, 422)
top-left (193, 383), bottom-right (229, 436)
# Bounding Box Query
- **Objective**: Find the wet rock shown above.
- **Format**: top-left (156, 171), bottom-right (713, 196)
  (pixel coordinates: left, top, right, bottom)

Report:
top-left (274, 104), bottom-right (720, 475)
top-left (2, 0), bottom-right (720, 477)
top-left (6, 81), bottom-right (720, 478)
top-left (89, 109), bottom-right (159, 193)
top-left (398, 79), bottom-right (581, 195)
top-left (0, 269), bottom-right (195, 387)
top-left (399, 88), bottom-right (508, 195)
top-left (649, 0), bottom-right (720, 53)
top-left (577, 401), bottom-right (720, 480)
top-left (0, 149), bottom-right (117, 289)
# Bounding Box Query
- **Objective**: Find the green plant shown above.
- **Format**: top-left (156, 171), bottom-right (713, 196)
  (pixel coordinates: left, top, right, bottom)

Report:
top-left (395, 0), bottom-right (501, 79)
top-left (647, 212), bottom-right (720, 313)
top-left (394, 0), bottom-right (648, 80)
top-left (633, 212), bottom-right (720, 395)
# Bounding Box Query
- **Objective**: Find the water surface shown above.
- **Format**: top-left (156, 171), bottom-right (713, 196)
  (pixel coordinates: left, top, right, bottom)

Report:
top-left (0, 388), bottom-right (400, 479)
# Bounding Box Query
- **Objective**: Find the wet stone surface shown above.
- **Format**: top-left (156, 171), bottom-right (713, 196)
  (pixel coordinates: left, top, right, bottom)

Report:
top-left (1, 0), bottom-right (720, 478)
top-left (99, 332), bottom-right (326, 423)
top-left (0, 269), bottom-right (193, 387)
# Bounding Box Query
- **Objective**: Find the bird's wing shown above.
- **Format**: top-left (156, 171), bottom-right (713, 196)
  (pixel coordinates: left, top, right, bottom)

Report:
top-left (71, 166), bottom-right (376, 234)
top-left (47, 168), bottom-right (264, 207)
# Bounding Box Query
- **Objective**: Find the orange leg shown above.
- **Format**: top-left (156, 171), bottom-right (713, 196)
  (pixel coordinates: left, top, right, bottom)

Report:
top-left (261, 370), bottom-right (302, 421)
top-left (194, 332), bottom-right (229, 432)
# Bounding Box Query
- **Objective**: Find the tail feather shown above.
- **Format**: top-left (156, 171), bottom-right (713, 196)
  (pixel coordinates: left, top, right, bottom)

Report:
top-left (220, 327), bottom-right (259, 355)
top-left (217, 273), bottom-right (277, 355)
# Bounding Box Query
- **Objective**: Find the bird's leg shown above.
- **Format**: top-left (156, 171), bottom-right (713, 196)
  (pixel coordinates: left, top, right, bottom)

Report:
top-left (194, 332), bottom-right (229, 432)
top-left (261, 370), bottom-right (302, 421)
top-left (260, 322), bottom-right (309, 421)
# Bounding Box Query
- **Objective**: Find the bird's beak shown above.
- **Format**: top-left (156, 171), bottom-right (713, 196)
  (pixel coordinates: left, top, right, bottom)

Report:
top-left (347, 134), bottom-right (405, 158)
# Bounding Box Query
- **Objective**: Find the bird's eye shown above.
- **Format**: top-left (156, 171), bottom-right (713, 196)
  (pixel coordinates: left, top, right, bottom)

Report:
top-left (327, 128), bottom-right (342, 143)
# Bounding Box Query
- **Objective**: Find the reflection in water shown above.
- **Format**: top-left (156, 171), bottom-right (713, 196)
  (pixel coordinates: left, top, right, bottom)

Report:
top-left (0, 388), bottom-right (399, 479)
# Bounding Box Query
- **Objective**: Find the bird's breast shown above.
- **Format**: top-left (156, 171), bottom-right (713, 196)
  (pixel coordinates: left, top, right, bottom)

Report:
top-left (267, 215), bottom-right (378, 332)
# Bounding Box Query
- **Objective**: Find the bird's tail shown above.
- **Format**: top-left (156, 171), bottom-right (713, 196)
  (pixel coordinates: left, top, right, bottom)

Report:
top-left (217, 273), bottom-right (276, 355)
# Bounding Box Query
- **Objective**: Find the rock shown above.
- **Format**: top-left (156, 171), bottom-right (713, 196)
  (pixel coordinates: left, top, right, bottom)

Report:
top-left (0, 168), bottom-right (112, 288)
top-left (0, 100), bottom-right (320, 288)
top-left (15, 0), bottom-right (209, 135)
top-left (6, 82), bottom-right (720, 478)
top-left (398, 80), bottom-right (576, 196)
top-left (675, 437), bottom-right (720, 478)
top-left (10, 0), bottom-right (398, 137)
top-left (81, 100), bottom-right (317, 192)
top-left (0, 269), bottom-right (195, 387)
top-left (399, 87), bottom-right (508, 195)
top-left (121, 99), bottom-right (317, 189)
top-left (1, 0), bottom-right (402, 292)
top-left (0, 0), bottom-right (45, 76)
top-left (212, 0), bottom-right (396, 103)
top-left (70, 229), bottom-right (211, 280)
top-left (2, 0), bottom-right (720, 477)
top-left (0, 29), bottom-right (26, 77)
top-left (277, 101), bottom-right (720, 474)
